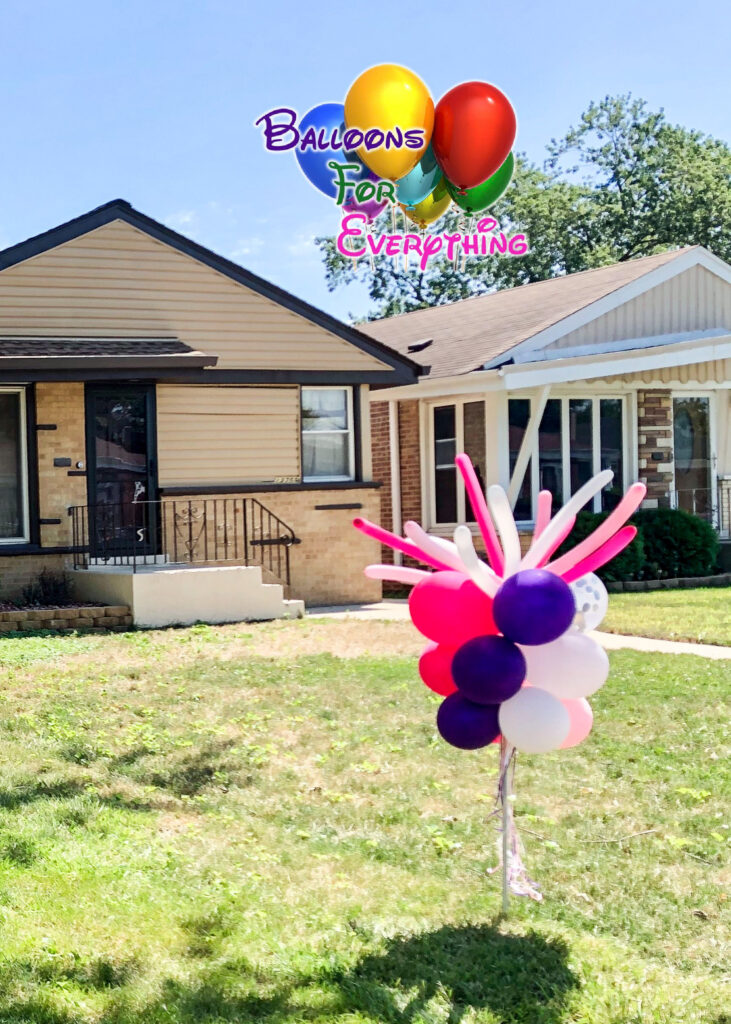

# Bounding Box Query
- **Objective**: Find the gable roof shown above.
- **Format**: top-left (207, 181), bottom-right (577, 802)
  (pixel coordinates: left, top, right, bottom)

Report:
top-left (0, 199), bottom-right (419, 384)
top-left (360, 247), bottom-right (708, 378)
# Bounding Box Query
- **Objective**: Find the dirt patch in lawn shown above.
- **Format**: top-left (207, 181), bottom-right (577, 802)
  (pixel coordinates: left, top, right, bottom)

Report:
top-left (217, 617), bottom-right (424, 659)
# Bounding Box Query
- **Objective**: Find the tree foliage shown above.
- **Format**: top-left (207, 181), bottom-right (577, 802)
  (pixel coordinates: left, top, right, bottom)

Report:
top-left (316, 95), bottom-right (731, 320)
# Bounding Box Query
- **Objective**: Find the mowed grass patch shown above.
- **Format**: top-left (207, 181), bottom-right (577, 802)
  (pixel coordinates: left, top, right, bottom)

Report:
top-left (602, 586), bottom-right (730, 645)
top-left (0, 618), bottom-right (727, 1023)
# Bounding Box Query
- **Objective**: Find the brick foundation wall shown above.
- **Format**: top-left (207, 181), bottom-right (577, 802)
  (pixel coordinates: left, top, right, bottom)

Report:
top-left (164, 487), bottom-right (383, 606)
top-left (370, 399), bottom-right (422, 567)
top-left (637, 390), bottom-right (674, 508)
top-left (0, 554), bottom-right (69, 601)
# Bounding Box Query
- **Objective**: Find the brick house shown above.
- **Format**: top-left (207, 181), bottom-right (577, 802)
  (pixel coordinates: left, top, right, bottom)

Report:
top-left (0, 200), bottom-right (417, 621)
top-left (362, 248), bottom-right (731, 566)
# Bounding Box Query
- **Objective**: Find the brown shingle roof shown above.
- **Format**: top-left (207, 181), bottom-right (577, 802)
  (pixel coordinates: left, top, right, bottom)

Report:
top-left (0, 337), bottom-right (197, 357)
top-left (360, 248), bottom-right (697, 378)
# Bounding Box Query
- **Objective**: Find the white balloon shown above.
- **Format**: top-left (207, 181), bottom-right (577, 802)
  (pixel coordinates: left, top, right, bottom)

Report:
top-left (519, 629), bottom-right (609, 699)
top-left (499, 687), bottom-right (570, 754)
top-left (570, 573), bottom-right (609, 632)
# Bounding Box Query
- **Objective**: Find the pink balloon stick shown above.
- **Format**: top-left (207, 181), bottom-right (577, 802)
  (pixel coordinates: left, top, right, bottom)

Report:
top-left (546, 482), bottom-right (646, 579)
top-left (533, 490), bottom-right (553, 540)
top-left (537, 514), bottom-right (575, 567)
top-left (562, 526), bottom-right (638, 584)
top-left (352, 517), bottom-right (453, 572)
top-left (455, 454), bottom-right (504, 574)
top-left (364, 564), bottom-right (431, 585)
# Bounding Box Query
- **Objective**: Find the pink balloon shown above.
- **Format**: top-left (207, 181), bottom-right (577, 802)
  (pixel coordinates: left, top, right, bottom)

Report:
top-left (409, 570), bottom-right (496, 645)
top-left (419, 642), bottom-right (458, 696)
top-left (560, 698), bottom-right (594, 748)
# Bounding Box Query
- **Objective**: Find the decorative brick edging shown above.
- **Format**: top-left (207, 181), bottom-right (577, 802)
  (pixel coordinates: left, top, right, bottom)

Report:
top-left (606, 573), bottom-right (731, 593)
top-left (0, 605), bottom-right (132, 633)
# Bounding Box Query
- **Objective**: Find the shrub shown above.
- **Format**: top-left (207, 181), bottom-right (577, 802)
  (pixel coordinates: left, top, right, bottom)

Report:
top-left (21, 569), bottom-right (73, 607)
top-left (555, 510), bottom-right (645, 582)
top-left (633, 508), bottom-right (719, 579)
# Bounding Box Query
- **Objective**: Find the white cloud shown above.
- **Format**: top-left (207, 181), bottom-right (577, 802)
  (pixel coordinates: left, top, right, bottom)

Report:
top-left (230, 236), bottom-right (265, 259)
top-left (164, 209), bottom-right (198, 230)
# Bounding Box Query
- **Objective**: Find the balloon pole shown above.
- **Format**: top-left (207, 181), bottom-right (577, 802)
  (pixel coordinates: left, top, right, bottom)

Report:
top-left (500, 738), bottom-right (512, 915)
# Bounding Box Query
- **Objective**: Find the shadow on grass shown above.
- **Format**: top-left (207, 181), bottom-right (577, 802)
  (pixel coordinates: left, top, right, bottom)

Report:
top-left (104, 922), bottom-right (578, 1023)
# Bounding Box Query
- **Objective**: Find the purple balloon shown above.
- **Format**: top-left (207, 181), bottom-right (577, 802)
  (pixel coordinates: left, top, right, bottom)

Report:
top-left (437, 693), bottom-right (500, 750)
top-left (342, 174), bottom-right (388, 223)
top-left (493, 569), bottom-right (576, 646)
top-left (451, 634), bottom-right (526, 704)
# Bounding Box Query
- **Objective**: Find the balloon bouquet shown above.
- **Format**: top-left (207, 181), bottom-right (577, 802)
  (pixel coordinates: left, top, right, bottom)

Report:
top-left (354, 455), bottom-right (646, 909)
top-left (295, 64), bottom-right (518, 228)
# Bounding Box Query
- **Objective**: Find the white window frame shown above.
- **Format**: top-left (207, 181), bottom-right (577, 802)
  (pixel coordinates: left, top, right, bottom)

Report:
top-left (507, 393), bottom-right (630, 524)
top-left (301, 386), bottom-right (355, 483)
top-left (0, 387), bottom-right (30, 544)
top-left (670, 390), bottom-right (718, 514)
top-left (427, 397), bottom-right (488, 527)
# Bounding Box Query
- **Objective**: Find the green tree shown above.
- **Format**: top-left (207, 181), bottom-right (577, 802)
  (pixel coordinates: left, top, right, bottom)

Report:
top-left (316, 95), bottom-right (731, 320)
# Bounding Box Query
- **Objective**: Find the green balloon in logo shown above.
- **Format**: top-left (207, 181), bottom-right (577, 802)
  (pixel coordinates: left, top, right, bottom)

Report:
top-left (446, 152), bottom-right (515, 214)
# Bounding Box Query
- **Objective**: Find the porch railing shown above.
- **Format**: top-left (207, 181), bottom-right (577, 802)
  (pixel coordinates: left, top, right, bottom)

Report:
top-left (68, 497), bottom-right (300, 588)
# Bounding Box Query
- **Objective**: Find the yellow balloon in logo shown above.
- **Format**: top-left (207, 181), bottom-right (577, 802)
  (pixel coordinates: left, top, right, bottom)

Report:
top-left (401, 177), bottom-right (451, 228)
top-left (344, 64), bottom-right (434, 181)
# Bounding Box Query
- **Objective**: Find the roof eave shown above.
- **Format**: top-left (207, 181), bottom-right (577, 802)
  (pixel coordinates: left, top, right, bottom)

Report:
top-left (0, 200), bottom-right (419, 384)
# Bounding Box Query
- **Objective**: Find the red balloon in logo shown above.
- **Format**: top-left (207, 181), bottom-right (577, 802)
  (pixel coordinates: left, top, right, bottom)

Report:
top-left (433, 82), bottom-right (517, 191)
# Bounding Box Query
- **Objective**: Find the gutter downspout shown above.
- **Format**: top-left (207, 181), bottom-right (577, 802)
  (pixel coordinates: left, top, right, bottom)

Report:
top-left (388, 400), bottom-right (403, 565)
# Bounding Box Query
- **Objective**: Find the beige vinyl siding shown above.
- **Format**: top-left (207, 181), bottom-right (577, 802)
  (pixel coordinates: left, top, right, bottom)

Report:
top-left (0, 220), bottom-right (389, 372)
top-left (548, 266), bottom-right (731, 352)
top-left (157, 386), bottom-right (300, 486)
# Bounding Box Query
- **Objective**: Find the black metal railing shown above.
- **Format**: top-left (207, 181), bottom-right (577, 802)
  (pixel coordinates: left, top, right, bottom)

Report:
top-left (68, 497), bottom-right (300, 587)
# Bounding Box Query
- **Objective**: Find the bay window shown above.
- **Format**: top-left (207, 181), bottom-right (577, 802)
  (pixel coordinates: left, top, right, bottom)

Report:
top-left (301, 387), bottom-right (355, 482)
top-left (509, 395), bottom-right (627, 520)
top-left (0, 389), bottom-right (29, 542)
top-left (430, 394), bottom-right (627, 526)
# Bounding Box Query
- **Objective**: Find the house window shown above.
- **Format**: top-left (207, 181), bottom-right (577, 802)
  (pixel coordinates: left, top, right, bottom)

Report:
top-left (431, 400), bottom-right (487, 524)
top-left (508, 399), bottom-right (532, 521)
top-left (301, 387), bottom-right (355, 482)
top-left (508, 395), bottom-right (626, 521)
top-left (0, 389), bottom-right (28, 542)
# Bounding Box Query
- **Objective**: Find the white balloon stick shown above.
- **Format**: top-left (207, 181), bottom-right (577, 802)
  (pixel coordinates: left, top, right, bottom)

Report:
top-left (403, 521), bottom-right (464, 572)
top-left (519, 470), bottom-right (614, 571)
top-left (364, 564), bottom-right (431, 585)
top-left (487, 485), bottom-right (522, 577)
top-left (453, 526), bottom-right (501, 597)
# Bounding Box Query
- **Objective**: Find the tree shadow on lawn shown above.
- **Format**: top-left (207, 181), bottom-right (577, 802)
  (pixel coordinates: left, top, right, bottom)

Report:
top-left (104, 922), bottom-right (579, 1024)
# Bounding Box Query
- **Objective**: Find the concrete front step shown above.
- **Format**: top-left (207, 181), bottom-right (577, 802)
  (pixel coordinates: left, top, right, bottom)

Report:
top-left (71, 564), bottom-right (302, 629)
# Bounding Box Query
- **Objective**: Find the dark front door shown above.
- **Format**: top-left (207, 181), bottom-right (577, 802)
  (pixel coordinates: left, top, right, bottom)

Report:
top-left (86, 385), bottom-right (158, 557)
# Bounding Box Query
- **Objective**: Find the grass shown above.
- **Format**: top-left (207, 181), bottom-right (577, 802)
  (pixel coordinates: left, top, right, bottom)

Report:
top-left (602, 586), bottom-right (731, 646)
top-left (0, 617), bottom-right (727, 1023)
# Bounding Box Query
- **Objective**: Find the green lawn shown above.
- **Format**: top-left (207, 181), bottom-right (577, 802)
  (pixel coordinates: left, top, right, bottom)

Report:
top-left (602, 587), bottom-right (731, 646)
top-left (0, 619), bottom-right (728, 1023)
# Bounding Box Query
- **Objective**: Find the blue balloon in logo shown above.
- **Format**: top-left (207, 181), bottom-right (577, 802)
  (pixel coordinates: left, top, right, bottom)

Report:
top-left (395, 144), bottom-right (442, 208)
top-left (295, 102), bottom-right (370, 199)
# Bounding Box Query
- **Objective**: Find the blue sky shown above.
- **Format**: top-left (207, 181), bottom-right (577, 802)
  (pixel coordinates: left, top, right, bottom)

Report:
top-left (0, 0), bottom-right (729, 321)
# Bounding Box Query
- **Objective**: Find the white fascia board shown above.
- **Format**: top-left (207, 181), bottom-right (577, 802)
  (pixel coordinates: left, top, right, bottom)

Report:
top-left (484, 247), bottom-right (731, 368)
top-left (499, 336), bottom-right (731, 391)
top-left (369, 369), bottom-right (503, 401)
top-left (513, 327), bottom-right (730, 363)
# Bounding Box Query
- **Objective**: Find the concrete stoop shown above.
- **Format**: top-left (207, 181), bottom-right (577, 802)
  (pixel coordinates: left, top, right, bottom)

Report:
top-left (71, 564), bottom-right (304, 629)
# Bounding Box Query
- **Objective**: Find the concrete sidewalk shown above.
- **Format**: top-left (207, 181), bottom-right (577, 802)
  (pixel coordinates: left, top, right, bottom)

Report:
top-left (308, 600), bottom-right (731, 660)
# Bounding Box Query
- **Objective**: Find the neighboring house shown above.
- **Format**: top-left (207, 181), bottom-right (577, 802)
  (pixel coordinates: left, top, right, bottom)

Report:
top-left (362, 247), bottom-right (731, 567)
top-left (0, 199), bottom-right (417, 620)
